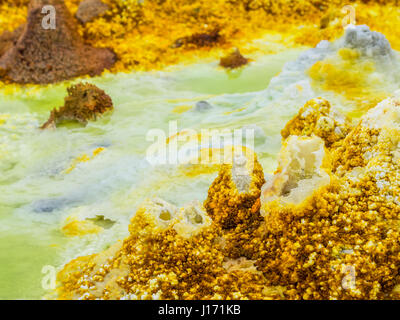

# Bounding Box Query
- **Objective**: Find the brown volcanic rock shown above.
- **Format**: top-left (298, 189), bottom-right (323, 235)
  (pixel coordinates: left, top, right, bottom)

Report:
top-left (219, 48), bottom-right (249, 69)
top-left (0, 26), bottom-right (24, 58)
top-left (76, 0), bottom-right (109, 24)
top-left (172, 28), bottom-right (222, 49)
top-left (0, 0), bottom-right (116, 84)
top-left (40, 82), bottom-right (113, 129)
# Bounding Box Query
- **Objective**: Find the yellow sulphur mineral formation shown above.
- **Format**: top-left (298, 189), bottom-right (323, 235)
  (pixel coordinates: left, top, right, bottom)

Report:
top-left (56, 94), bottom-right (400, 300)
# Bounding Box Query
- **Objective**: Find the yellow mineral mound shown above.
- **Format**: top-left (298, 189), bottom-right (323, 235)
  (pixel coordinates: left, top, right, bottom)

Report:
top-left (259, 94), bottom-right (400, 299)
top-left (56, 193), bottom-right (279, 300)
top-left (281, 97), bottom-right (351, 148)
top-left (55, 94), bottom-right (400, 300)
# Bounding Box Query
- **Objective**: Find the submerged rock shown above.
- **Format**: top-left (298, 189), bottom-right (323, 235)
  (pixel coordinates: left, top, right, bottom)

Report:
top-left (240, 124), bottom-right (266, 143)
top-left (41, 83), bottom-right (113, 129)
top-left (195, 100), bottom-right (213, 112)
top-left (0, 0), bottom-right (116, 84)
top-left (32, 197), bottom-right (69, 213)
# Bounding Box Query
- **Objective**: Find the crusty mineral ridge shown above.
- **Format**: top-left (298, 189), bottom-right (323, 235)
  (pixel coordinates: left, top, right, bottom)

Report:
top-left (281, 98), bottom-right (351, 148)
top-left (0, 0), bottom-right (116, 84)
top-left (332, 91), bottom-right (400, 175)
top-left (260, 135), bottom-right (331, 211)
top-left (56, 94), bottom-right (400, 300)
top-left (41, 82), bottom-right (113, 129)
top-left (204, 151), bottom-right (265, 229)
top-left (258, 93), bottom-right (400, 299)
top-left (56, 198), bottom-right (280, 300)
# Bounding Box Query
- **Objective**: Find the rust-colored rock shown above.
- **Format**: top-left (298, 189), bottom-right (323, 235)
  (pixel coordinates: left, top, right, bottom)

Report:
top-left (75, 0), bottom-right (109, 24)
top-left (40, 82), bottom-right (113, 129)
top-left (219, 48), bottom-right (249, 69)
top-left (0, 0), bottom-right (116, 84)
top-left (0, 26), bottom-right (24, 58)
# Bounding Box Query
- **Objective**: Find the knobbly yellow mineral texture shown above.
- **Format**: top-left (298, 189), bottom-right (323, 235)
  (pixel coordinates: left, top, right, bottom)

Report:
top-left (204, 151), bottom-right (265, 229)
top-left (281, 97), bottom-right (351, 148)
top-left (56, 197), bottom-right (279, 300)
top-left (2, 1), bottom-right (400, 74)
top-left (258, 94), bottom-right (400, 299)
top-left (56, 94), bottom-right (400, 300)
